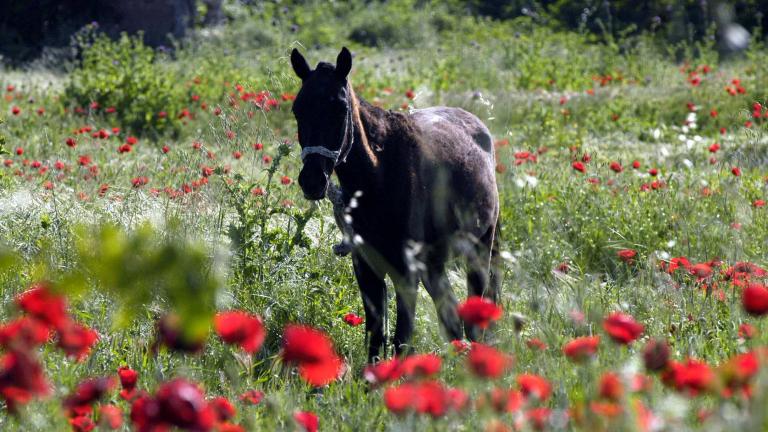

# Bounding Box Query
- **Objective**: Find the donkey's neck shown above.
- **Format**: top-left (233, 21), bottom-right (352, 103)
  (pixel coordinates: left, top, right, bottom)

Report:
top-left (333, 93), bottom-right (387, 195)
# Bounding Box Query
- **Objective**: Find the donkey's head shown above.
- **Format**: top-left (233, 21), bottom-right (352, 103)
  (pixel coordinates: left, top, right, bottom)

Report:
top-left (290, 47), bottom-right (354, 200)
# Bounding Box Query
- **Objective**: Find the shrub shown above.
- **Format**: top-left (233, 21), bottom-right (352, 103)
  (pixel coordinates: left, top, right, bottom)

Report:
top-left (64, 28), bottom-right (185, 137)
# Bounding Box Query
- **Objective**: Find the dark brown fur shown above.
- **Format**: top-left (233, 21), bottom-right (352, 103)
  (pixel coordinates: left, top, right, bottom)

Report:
top-left (291, 47), bottom-right (500, 362)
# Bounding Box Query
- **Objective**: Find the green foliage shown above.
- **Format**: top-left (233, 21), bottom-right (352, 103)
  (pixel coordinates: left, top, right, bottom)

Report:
top-left (64, 28), bottom-right (184, 137)
top-left (71, 223), bottom-right (220, 343)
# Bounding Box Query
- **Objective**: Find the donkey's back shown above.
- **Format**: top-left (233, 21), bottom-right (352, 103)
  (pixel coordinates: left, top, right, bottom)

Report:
top-left (409, 107), bottom-right (498, 241)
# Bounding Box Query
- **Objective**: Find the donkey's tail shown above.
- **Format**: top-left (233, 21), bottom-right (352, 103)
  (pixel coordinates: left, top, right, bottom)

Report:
top-left (489, 218), bottom-right (503, 303)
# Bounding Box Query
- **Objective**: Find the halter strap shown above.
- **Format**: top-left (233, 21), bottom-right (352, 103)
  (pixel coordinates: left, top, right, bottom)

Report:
top-left (299, 100), bottom-right (355, 166)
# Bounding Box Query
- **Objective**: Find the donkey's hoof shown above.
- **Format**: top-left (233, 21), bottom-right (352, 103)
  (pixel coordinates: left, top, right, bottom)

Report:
top-left (333, 242), bottom-right (352, 256)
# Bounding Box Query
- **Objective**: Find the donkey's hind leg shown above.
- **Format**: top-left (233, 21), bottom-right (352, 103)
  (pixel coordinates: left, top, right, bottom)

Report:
top-left (422, 244), bottom-right (463, 341)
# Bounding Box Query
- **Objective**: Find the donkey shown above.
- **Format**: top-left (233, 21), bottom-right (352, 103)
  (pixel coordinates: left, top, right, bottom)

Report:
top-left (290, 47), bottom-right (500, 362)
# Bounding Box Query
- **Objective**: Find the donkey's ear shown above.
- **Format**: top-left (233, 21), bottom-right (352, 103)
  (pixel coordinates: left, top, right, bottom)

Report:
top-left (291, 48), bottom-right (311, 80)
top-left (335, 47), bottom-right (352, 80)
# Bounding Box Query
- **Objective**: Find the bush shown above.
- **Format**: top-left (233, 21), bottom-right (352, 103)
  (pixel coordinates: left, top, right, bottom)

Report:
top-left (64, 28), bottom-right (185, 137)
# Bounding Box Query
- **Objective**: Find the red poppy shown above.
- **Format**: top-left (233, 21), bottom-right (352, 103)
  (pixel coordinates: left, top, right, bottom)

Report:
top-left (616, 249), bottom-right (637, 264)
top-left (343, 313), bottom-right (364, 326)
top-left (57, 322), bottom-right (99, 361)
top-left (399, 353), bottom-right (442, 379)
top-left (383, 381), bottom-right (452, 418)
top-left (0, 317), bottom-right (50, 350)
top-left (0, 349), bottom-right (50, 411)
top-left (738, 323), bottom-right (756, 339)
top-left (609, 161), bottom-right (623, 173)
top-left (718, 351), bottom-right (760, 398)
top-left (661, 358), bottom-right (713, 396)
top-left (63, 377), bottom-right (116, 414)
top-left (214, 311), bottom-right (266, 354)
top-left (517, 374), bottom-right (551, 401)
top-left (457, 296), bottom-right (502, 329)
top-left (489, 387), bottom-right (523, 413)
top-left (210, 396), bottom-right (236, 422)
top-left (294, 410), bottom-right (319, 432)
top-left (590, 401), bottom-right (623, 417)
top-left (562, 336), bottom-right (600, 362)
top-left (526, 338), bottom-right (548, 351)
top-left (280, 175), bottom-right (292, 185)
top-left (642, 339), bottom-right (670, 372)
top-left (525, 407), bottom-right (552, 431)
top-left (99, 404), bottom-right (123, 429)
top-left (572, 161), bottom-right (586, 173)
top-left (467, 343), bottom-right (512, 379)
top-left (16, 282), bottom-right (69, 329)
top-left (598, 372), bottom-right (623, 401)
top-left (239, 389), bottom-right (264, 405)
top-left (742, 283), bottom-right (768, 316)
top-left (150, 379), bottom-right (215, 431)
top-left (282, 324), bottom-right (343, 386)
top-left (364, 358), bottom-right (403, 385)
top-left (689, 263), bottom-right (713, 280)
top-left (384, 383), bottom-right (416, 415)
top-left (69, 416), bottom-right (95, 432)
top-left (602, 312), bottom-right (644, 344)
top-left (732, 167), bottom-right (742, 177)
top-left (632, 160), bottom-right (641, 169)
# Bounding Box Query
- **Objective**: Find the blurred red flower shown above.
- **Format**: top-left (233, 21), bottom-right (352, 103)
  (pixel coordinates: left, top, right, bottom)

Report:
top-left (210, 396), bottom-right (236, 422)
top-left (400, 353), bottom-right (442, 379)
top-left (99, 404), bottom-right (123, 429)
top-left (57, 322), bottom-right (99, 361)
top-left (662, 358), bottom-right (714, 396)
top-left (642, 338), bottom-right (670, 372)
top-left (457, 296), bottom-right (502, 329)
top-left (294, 410), bottom-right (319, 432)
top-left (363, 358), bottom-right (402, 385)
top-left (598, 372), bottom-right (624, 401)
top-left (342, 313), bottom-right (364, 326)
top-left (617, 249), bottom-right (637, 264)
top-left (467, 343), bottom-right (512, 379)
top-left (0, 349), bottom-right (50, 411)
top-left (239, 389), bottom-right (264, 405)
top-left (0, 317), bottom-right (50, 350)
top-left (131, 378), bottom-right (215, 432)
top-left (603, 312), bottom-right (644, 344)
top-left (214, 311), bottom-right (266, 354)
top-left (63, 376), bottom-right (116, 414)
top-left (562, 336), bottom-right (600, 362)
top-left (742, 283), bottom-right (768, 316)
top-left (282, 324), bottom-right (343, 386)
top-left (16, 282), bottom-right (68, 329)
top-left (517, 374), bottom-right (551, 401)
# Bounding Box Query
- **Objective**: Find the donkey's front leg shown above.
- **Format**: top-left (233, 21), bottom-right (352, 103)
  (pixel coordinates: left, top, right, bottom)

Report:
top-left (353, 253), bottom-right (387, 363)
top-left (392, 270), bottom-right (418, 357)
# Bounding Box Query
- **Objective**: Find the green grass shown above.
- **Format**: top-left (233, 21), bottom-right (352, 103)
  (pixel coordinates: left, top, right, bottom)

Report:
top-left (1, 1), bottom-right (768, 431)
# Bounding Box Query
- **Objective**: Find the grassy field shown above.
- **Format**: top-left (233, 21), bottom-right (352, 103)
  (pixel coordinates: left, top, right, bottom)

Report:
top-left (2, 1), bottom-right (768, 431)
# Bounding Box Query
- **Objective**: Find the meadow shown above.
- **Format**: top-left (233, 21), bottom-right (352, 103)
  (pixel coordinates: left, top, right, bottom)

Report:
top-left (1, 1), bottom-right (768, 430)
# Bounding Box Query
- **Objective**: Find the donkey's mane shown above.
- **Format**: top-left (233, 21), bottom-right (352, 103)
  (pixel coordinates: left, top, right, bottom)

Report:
top-left (347, 83), bottom-right (378, 167)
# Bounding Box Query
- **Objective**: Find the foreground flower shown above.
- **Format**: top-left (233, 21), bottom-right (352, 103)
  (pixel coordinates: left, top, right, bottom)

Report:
top-left (63, 376), bottom-right (116, 414)
top-left (468, 343), bottom-right (512, 378)
top-left (662, 358), bottom-right (714, 396)
top-left (642, 339), bottom-right (670, 372)
top-left (363, 358), bottom-right (402, 385)
top-left (742, 283), bottom-right (768, 316)
top-left (617, 249), bottom-right (637, 264)
top-left (16, 282), bottom-right (68, 329)
top-left (563, 336), bottom-right (600, 362)
top-left (118, 366), bottom-right (139, 400)
top-left (457, 296), bottom-right (503, 329)
top-left (0, 317), bottom-right (50, 350)
top-left (383, 381), bottom-right (459, 418)
top-left (57, 322), bottom-right (99, 361)
top-left (399, 354), bottom-right (441, 379)
top-left (0, 349), bottom-right (50, 411)
top-left (131, 379), bottom-right (215, 432)
top-left (282, 325), bottom-right (343, 386)
top-left (517, 374), bottom-right (551, 401)
top-left (214, 311), bottom-right (266, 354)
top-left (294, 410), bottom-right (319, 432)
top-left (602, 312), bottom-right (644, 344)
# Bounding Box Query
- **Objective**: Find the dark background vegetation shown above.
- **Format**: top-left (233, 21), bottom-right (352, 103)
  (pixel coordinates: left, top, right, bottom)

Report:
top-left (1, 0), bottom-right (766, 64)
